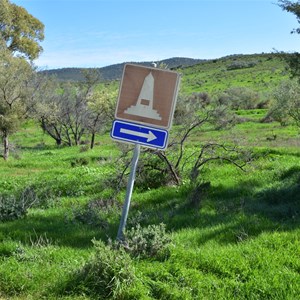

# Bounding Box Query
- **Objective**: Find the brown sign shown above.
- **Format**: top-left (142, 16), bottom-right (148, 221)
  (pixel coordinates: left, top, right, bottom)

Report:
top-left (115, 64), bottom-right (180, 129)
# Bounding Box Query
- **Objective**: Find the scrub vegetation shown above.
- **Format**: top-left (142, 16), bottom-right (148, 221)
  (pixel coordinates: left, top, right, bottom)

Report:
top-left (0, 64), bottom-right (299, 299)
top-left (0, 1), bottom-right (300, 298)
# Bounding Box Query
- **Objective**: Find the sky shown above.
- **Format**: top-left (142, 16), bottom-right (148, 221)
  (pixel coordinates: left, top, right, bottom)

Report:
top-left (12, 0), bottom-right (300, 70)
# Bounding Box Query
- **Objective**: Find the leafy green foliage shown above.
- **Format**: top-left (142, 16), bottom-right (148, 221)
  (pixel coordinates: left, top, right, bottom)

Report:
top-left (278, 0), bottom-right (300, 34)
top-left (278, 1), bottom-right (300, 81)
top-left (269, 79), bottom-right (300, 126)
top-left (122, 223), bottom-right (172, 259)
top-left (68, 240), bottom-right (137, 299)
top-left (0, 194), bottom-right (29, 221)
top-left (217, 86), bottom-right (260, 110)
top-left (0, 0), bottom-right (44, 60)
top-left (226, 59), bottom-right (258, 70)
top-left (0, 50), bottom-right (34, 159)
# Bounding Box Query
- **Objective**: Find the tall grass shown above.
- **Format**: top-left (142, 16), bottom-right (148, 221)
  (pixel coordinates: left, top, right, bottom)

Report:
top-left (0, 111), bottom-right (299, 299)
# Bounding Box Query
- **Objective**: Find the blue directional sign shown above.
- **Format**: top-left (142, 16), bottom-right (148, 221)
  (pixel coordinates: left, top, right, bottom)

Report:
top-left (111, 120), bottom-right (168, 150)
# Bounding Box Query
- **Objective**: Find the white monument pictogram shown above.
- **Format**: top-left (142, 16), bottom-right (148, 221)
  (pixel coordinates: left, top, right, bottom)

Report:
top-left (124, 72), bottom-right (162, 120)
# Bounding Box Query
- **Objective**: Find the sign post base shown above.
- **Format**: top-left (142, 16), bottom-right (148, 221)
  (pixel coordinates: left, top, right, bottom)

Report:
top-left (116, 143), bottom-right (141, 241)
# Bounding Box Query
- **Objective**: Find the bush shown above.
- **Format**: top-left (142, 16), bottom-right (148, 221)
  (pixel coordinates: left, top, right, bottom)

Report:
top-left (0, 188), bottom-right (39, 221)
top-left (70, 157), bottom-right (89, 167)
top-left (135, 154), bottom-right (174, 189)
top-left (122, 223), bottom-right (172, 260)
top-left (70, 240), bottom-right (136, 299)
top-left (269, 79), bottom-right (300, 127)
top-left (217, 87), bottom-right (260, 110)
top-left (226, 60), bottom-right (258, 70)
top-left (67, 198), bottom-right (121, 228)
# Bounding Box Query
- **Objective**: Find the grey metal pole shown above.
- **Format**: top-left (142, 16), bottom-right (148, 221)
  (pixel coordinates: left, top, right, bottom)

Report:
top-left (117, 143), bottom-right (141, 241)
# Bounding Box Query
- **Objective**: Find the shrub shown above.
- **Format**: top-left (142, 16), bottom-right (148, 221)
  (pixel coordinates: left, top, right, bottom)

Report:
top-left (68, 198), bottom-right (121, 228)
top-left (122, 223), bottom-right (172, 260)
top-left (135, 153), bottom-right (174, 189)
top-left (0, 188), bottom-right (39, 221)
top-left (217, 87), bottom-right (260, 110)
top-left (71, 240), bottom-right (136, 299)
top-left (269, 79), bottom-right (300, 127)
top-left (226, 60), bottom-right (258, 70)
top-left (70, 157), bottom-right (89, 167)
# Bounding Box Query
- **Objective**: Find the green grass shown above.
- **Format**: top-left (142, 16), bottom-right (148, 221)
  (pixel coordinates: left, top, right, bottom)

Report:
top-left (179, 53), bottom-right (288, 96)
top-left (0, 109), bottom-right (299, 299)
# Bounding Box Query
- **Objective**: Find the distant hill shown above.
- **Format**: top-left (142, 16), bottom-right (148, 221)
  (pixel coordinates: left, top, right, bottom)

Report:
top-left (178, 53), bottom-right (288, 96)
top-left (40, 53), bottom-right (290, 98)
top-left (40, 57), bottom-right (204, 82)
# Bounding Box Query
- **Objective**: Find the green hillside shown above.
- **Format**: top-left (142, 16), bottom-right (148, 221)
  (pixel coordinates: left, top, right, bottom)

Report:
top-left (41, 53), bottom-right (288, 98)
top-left (178, 53), bottom-right (288, 95)
top-left (0, 52), bottom-right (299, 299)
top-left (41, 57), bottom-right (203, 82)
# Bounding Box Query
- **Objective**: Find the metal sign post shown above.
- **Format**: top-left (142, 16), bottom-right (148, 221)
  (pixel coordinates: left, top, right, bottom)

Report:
top-left (112, 64), bottom-right (180, 241)
top-left (116, 143), bottom-right (141, 241)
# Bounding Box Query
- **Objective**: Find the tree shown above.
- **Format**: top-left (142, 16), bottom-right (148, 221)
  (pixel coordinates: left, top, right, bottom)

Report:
top-left (33, 70), bottom-right (108, 147)
top-left (278, 0), bottom-right (300, 34)
top-left (0, 49), bottom-right (33, 160)
top-left (30, 76), bottom-right (66, 146)
top-left (217, 87), bottom-right (259, 110)
top-left (269, 79), bottom-right (300, 127)
top-left (0, 0), bottom-right (44, 60)
top-left (115, 93), bottom-right (250, 191)
top-left (34, 81), bottom-right (90, 147)
top-left (278, 1), bottom-right (300, 80)
top-left (86, 85), bottom-right (117, 149)
top-left (0, 0), bottom-right (44, 159)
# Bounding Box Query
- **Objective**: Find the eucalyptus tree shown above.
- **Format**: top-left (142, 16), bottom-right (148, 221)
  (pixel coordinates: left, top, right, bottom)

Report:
top-left (33, 70), bottom-right (105, 147)
top-left (278, 0), bottom-right (300, 34)
top-left (0, 0), bottom-right (44, 60)
top-left (60, 83), bottom-right (90, 146)
top-left (275, 1), bottom-right (300, 127)
top-left (0, 49), bottom-right (34, 160)
top-left (29, 75), bottom-right (65, 146)
top-left (278, 0), bottom-right (300, 80)
top-left (33, 80), bottom-right (90, 147)
top-left (86, 85), bottom-right (117, 149)
top-left (0, 0), bottom-right (44, 159)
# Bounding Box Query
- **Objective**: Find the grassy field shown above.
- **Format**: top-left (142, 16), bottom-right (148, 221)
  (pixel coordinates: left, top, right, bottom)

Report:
top-left (178, 53), bottom-right (288, 96)
top-left (0, 105), bottom-right (299, 299)
top-left (0, 53), bottom-right (299, 299)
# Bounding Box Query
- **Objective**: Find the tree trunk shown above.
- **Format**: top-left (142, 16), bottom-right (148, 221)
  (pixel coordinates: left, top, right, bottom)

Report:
top-left (56, 138), bottom-right (62, 146)
top-left (3, 133), bottom-right (9, 161)
top-left (157, 152), bottom-right (181, 185)
top-left (90, 132), bottom-right (95, 149)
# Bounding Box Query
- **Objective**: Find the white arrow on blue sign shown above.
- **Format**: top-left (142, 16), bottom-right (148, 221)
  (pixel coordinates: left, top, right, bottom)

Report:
top-left (111, 120), bottom-right (168, 150)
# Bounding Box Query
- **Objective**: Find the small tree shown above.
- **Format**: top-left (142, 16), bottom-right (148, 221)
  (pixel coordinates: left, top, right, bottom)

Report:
top-left (0, 49), bottom-right (33, 160)
top-left (0, 0), bottom-right (44, 159)
top-left (269, 79), bottom-right (300, 127)
top-left (34, 81), bottom-right (90, 146)
top-left (86, 85), bottom-right (117, 149)
top-left (33, 70), bottom-right (111, 147)
top-left (115, 93), bottom-right (249, 190)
